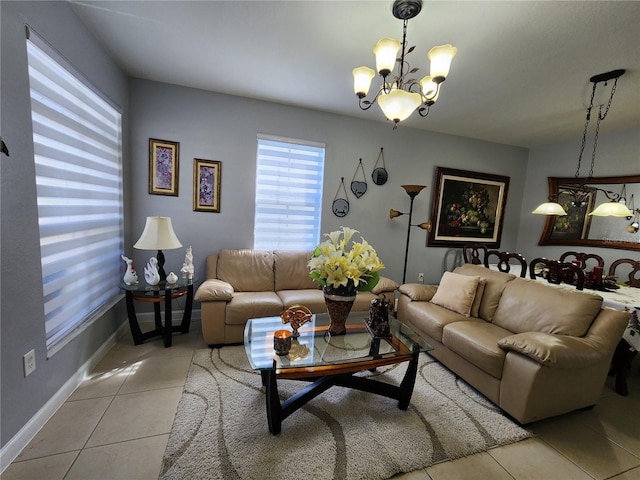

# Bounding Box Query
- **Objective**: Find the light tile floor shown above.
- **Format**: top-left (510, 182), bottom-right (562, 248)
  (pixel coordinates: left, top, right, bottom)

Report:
top-left (3, 320), bottom-right (639, 480)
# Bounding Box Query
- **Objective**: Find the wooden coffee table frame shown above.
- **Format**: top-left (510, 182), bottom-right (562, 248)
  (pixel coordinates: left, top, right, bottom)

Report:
top-left (259, 326), bottom-right (421, 435)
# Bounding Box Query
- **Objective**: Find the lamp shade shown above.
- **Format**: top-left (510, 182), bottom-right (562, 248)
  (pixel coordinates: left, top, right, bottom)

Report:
top-left (588, 202), bottom-right (633, 217)
top-left (419, 75), bottom-right (439, 103)
top-left (134, 216), bottom-right (182, 250)
top-left (353, 66), bottom-right (376, 97)
top-left (532, 202), bottom-right (567, 216)
top-left (378, 89), bottom-right (422, 123)
top-left (427, 44), bottom-right (457, 83)
top-left (373, 37), bottom-right (401, 75)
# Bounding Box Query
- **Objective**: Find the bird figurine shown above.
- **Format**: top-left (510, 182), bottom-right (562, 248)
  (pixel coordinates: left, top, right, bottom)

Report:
top-left (144, 257), bottom-right (161, 285)
top-left (121, 254), bottom-right (138, 285)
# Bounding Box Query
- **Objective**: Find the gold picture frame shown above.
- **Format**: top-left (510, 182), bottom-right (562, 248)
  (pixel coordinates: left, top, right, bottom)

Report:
top-left (149, 138), bottom-right (179, 196)
top-left (193, 158), bottom-right (221, 213)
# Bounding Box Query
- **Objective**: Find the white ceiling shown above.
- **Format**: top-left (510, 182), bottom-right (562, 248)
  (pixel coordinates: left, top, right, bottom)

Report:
top-left (69, 0), bottom-right (640, 148)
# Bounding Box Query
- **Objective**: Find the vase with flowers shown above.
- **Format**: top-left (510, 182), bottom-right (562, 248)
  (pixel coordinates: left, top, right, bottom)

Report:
top-left (308, 226), bottom-right (384, 335)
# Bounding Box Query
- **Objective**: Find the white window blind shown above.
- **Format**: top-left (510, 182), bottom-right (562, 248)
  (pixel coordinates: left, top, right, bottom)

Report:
top-left (27, 31), bottom-right (124, 353)
top-left (254, 135), bottom-right (325, 250)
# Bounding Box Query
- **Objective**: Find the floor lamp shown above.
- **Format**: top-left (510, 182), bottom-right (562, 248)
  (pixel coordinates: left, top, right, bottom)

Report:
top-left (390, 185), bottom-right (432, 284)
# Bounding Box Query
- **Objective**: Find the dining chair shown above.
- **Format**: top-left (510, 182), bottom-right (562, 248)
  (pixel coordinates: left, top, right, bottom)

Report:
top-left (559, 251), bottom-right (605, 270)
top-left (608, 259), bottom-right (640, 287)
top-left (462, 243), bottom-right (487, 265)
top-left (484, 250), bottom-right (527, 277)
top-left (529, 257), bottom-right (585, 290)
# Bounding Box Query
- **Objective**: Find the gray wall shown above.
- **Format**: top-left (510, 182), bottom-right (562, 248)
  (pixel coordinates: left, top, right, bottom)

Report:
top-left (1, 1), bottom-right (129, 448)
top-left (517, 127), bottom-right (640, 267)
top-left (128, 78), bottom-right (529, 288)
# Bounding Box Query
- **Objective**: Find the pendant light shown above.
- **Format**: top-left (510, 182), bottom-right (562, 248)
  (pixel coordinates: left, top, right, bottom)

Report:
top-left (533, 69), bottom-right (627, 216)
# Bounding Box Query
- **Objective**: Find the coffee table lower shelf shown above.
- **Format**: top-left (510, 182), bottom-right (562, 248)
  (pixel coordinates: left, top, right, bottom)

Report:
top-left (260, 345), bottom-right (420, 435)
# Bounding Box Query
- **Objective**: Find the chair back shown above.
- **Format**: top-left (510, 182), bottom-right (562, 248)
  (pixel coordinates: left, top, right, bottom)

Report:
top-left (529, 257), bottom-right (585, 290)
top-left (484, 250), bottom-right (527, 277)
top-left (462, 243), bottom-right (487, 265)
top-left (608, 258), bottom-right (640, 287)
top-left (559, 251), bottom-right (605, 271)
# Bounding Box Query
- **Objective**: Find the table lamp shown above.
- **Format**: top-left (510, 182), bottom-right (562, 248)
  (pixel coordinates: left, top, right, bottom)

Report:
top-left (133, 216), bottom-right (182, 282)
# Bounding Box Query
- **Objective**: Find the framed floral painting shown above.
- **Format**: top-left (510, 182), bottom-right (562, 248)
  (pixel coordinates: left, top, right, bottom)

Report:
top-left (149, 138), bottom-right (179, 196)
top-left (427, 167), bottom-right (510, 247)
top-left (193, 158), bottom-right (221, 212)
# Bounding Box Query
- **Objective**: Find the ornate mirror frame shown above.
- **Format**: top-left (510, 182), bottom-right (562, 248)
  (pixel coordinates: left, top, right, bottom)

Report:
top-left (538, 174), bottom-right (640, 251)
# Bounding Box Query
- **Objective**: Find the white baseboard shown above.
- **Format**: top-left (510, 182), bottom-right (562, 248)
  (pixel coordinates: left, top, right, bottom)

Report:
top-left (0, 322), bottom-right (128, 473)
top-left (0, 309), bottom-right (202, 472)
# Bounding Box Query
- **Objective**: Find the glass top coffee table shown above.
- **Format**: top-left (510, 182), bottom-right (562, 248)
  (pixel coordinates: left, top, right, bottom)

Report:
top-left (244, 311), bottom-right (432, 434)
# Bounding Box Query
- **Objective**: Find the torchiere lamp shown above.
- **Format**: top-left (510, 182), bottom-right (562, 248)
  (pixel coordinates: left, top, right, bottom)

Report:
top-left (133, 216), bottom-right (182, 282)
top-left (390, 185), bottom-right (432, 284)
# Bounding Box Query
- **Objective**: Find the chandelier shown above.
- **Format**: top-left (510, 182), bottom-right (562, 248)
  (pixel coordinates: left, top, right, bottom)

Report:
top-left (532, 69), bottom-right (635, 218)
top-left (352, 0), bottom-right (456, 128)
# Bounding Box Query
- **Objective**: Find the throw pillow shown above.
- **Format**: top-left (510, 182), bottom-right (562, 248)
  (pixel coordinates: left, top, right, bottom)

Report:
top-left (430, 271), bottom-right (480, 317)
top-left (470, 278), bottom-right (487, 318)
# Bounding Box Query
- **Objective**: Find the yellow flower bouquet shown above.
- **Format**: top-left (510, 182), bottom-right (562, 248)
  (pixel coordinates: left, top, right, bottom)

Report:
top-left (308, 226), bottom-right (384, 293)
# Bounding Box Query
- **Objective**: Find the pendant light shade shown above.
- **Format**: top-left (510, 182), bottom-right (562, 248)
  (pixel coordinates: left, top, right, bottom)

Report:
top-left (532, 202), bottom-right (567, 216)
top-left (419, 75), bottom-right (439, 103)
top-left (589, 202), bottom-right (633, 217)
top-left (353, 66), bottom-right (376, 97)
top-left (378, 89), bottom-right (423, 123)
top-left (427, 44), bottom-right (457, 83)
top-left (373, 38), bottom-right (402, 76)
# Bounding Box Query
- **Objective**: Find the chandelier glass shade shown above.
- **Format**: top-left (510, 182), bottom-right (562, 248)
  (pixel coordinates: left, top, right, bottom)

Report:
top-left (352, 0), bottom-right (456, 127)
top-left (531, 202), bottom-right (567, 216)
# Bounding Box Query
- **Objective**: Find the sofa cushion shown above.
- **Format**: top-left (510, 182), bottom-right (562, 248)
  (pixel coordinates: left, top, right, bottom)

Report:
top-left (225, 291), bottom-right (283, 325)
top-left (470, 278), bottom-right (487, 318)
top-left (492, 277), bottom-right (603, 336)
top-left (404, 301), bottom-right (469, 343)
top-left (274, 250), bottom-right (318, 291)
top-left (430, 271), bottom-right (480, 317)
top-left (277, 289), bottom-right (326, 312)
top-left (443, 321), bottom-right (513, 379)
top-left (217, 249), bottom-right (274, 292)
top-left (454, 264), bottom-right (516, 321)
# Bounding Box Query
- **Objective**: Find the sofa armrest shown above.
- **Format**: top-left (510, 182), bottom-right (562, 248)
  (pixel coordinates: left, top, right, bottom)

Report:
top-left (194, 279), bottom-right (234, 302)
top-left (398, 283), bottom-right (438, 302)
top-left (371, 276), bottom-right (400, 295)
top-left (498, 332), bottom-right (606, 368)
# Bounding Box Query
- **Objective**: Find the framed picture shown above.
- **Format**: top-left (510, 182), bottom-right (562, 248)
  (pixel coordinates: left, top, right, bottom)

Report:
top-left (428, 167), bottom-right (510, 247)
top-left (548, 186), bottom-right (596, 240)
top-left (193, 158), bottom-right (221, 212)
top-left (149, 138), bottom-right (179, 196)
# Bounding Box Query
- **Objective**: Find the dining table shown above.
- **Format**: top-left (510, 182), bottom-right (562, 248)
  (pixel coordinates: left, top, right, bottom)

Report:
top-left (488, 263), bottom-right (640, 395)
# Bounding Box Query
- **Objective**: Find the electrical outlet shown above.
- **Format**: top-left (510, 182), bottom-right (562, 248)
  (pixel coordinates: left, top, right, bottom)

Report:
top-left (23, 349), bottom-right (36, 377)
top-left (418, 273), bottom-right (424, 284)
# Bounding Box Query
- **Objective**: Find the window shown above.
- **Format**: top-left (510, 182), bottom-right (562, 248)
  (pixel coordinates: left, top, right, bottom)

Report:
top-left (27, 29), bottom-right (124, 353)
top-left (254, 135), bottom-right (325, 250)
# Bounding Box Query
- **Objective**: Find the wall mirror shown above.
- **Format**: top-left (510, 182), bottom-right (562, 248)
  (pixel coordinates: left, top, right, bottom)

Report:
top-left (538, 175), bottom-right (640, 251)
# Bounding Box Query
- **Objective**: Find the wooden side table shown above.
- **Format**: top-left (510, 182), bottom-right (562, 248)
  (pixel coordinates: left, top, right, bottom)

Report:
top-left (120, 278), bottom-right (195, 347)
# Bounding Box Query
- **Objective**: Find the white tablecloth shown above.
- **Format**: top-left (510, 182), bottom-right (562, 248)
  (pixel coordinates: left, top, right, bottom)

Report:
top-left (487, 263), bottom-right (640, 351)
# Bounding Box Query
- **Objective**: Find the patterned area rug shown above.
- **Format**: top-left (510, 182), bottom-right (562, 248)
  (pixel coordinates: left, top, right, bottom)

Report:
top-left (159, 347), bottom-right (532, 480)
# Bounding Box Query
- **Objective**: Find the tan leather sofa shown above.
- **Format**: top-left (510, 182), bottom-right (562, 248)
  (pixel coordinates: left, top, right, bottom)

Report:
top-left (397, 264), bottom-right (629, 424)
top-left (195, 249), bottom-right (399, 346)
